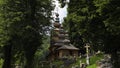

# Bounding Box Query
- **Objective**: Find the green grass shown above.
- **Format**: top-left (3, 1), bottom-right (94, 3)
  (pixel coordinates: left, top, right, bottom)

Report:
top-left (87, 53), bottom-right (104, 68)
top-left (90, 54), bottom-right (104, 65)
top-left (87, 64), bottom-right (96, 68)
top-left (70, 53), bottom-right (104, 68)
top-left (39, 53), bottom-right (104, 68)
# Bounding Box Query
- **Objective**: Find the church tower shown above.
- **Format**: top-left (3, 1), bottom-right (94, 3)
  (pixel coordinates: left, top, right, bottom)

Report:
top-left (48, 13), bottom-right (79, 61)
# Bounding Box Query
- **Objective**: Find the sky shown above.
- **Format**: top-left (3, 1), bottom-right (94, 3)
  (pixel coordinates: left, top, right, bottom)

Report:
top-left (53, 0), bottom-right (68, 23)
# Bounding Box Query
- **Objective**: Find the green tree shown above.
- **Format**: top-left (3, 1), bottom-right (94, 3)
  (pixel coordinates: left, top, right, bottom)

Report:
top-left (0, 0), bottom-right (53, 68)
top-left (94, 0), bottom-right (120, 67)
top-left (34, 35), bottom-right (50, 68)
top-left (62, 0), bottom-right (100, 53)
top-left (61, 0), bottom-right (120, 67)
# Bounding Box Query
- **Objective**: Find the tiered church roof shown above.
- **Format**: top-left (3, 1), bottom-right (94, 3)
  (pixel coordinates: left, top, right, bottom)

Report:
top-left (50, 13), bottom-right (78, 50)
top-left (48, 13), bottom-right (79, 60)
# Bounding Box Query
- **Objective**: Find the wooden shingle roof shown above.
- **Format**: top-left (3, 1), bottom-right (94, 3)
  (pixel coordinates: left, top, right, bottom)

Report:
top-left (57, 44), bottom-right (79, 50)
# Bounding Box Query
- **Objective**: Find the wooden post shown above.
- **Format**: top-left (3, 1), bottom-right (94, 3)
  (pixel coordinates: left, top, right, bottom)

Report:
top-left (85, 43), bottom-right (90, 65)
top-left (79, 53), bottom-right (81, 67)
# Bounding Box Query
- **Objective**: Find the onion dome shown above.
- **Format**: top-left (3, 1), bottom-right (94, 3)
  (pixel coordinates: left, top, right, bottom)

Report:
top-left (54, 13), bottom-right (60, 27)
top-left (54, 22), bottom-right (61, 27)
top-left (55, 13), bottom-right (60, 23)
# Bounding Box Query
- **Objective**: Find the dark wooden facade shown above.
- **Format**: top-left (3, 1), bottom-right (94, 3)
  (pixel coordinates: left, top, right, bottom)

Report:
top-left (48, 13), bottom-right (79, 61)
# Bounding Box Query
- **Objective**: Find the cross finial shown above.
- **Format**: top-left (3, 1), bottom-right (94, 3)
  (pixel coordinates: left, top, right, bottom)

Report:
top-left (56, 7), bottom-right (59, 13)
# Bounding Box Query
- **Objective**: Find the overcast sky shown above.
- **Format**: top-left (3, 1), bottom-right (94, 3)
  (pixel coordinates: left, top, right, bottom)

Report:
top-left (53, 0), bottom-right (68, 23)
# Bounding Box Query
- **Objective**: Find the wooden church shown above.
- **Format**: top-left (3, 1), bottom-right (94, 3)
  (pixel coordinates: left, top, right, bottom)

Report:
top-left (48, 13), bottom-right (79, 61)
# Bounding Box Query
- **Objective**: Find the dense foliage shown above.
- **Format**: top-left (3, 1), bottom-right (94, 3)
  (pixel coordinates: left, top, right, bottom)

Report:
top-left (0, 0), bottom-right (53, 68)
top-left (61, 0), bottom-right (120, 68)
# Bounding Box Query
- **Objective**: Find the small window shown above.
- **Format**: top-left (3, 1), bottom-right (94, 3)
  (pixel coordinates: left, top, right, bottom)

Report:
top-left (69, 50), bottom-right (73, 56)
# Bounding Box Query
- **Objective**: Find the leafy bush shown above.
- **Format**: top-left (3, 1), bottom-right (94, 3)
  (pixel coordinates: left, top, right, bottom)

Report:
top-left (52, 60), bottom-right (64, 68)
top-left (0, 59), bottom-right (4, 68)
top-left (90, 53), bottom-right (104, 65)
top-left (87, 64), bottom-right (96, 68)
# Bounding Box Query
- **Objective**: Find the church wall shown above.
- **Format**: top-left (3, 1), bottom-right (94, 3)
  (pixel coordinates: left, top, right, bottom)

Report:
top-left (72, 50), bottom-right (79, 57)
top-left (59, 50), bottom-right (69, 58)
top-left (58, 50), bottom-right (79, 58)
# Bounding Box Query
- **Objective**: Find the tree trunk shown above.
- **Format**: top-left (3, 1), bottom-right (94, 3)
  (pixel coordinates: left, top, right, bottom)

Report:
top-left (2, 44), bottom-right (12, 68)
top-left (24, 56), bottom-right (34, 68)
top-left (24, 50), bottom-right (35, 68)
